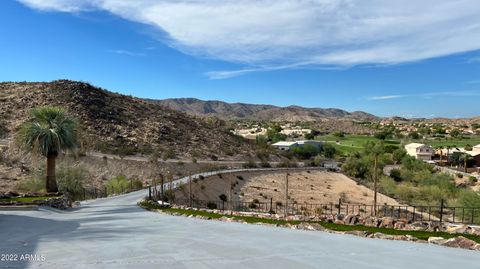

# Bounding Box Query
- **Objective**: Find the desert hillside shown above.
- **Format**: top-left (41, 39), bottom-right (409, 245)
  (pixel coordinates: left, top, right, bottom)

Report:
top-left (0, 80), bottom-right (255, 158)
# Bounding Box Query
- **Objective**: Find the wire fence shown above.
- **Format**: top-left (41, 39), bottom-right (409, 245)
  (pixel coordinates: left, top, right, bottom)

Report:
top-left (66, 183), bottom-right (143, 201)
top-left (166, 197), bottom-right (480, 225)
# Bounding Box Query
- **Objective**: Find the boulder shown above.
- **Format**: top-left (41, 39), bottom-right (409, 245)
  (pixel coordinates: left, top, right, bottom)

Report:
top-left (446, 225), bottom-right (471, 234)
top-left (394, 222), bottom-right (406, 230)
top-left (364, 216), bottom-right (381, 227)
top-left (407, 221), bottom-right (429, 231)
top-left (428, 237), bottom-right (447, 245)
top-left (344, 215), bottom-right (359, 225)
top-left (344, 230), bottom-right (369, 237)
top-left (379, 217), bottom-right (395, 228)
top-left (443, 236), bottom-right (477, 250)
top-left (372, 232), bottom-right (394, 240)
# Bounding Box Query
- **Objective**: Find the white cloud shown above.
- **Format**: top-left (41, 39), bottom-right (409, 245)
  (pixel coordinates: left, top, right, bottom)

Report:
top-left (107, 49), bottom-right (145, 57)
top-left (18, 0), bottom-right (480, 78)
top-left (367, 95), bottom-right (405, 100)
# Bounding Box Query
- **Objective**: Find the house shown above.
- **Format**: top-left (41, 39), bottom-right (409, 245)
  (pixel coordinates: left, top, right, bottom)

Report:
top-left (465, 151), bottom-right (480, 167)
top-left (271, 141), bottom-right (298, 151)
top-left (473, 144), bottom-right (480, 152)
top-left (272, 140), bottom-right (322, 151)
top-left (405, 143), bottom-right (434, 161)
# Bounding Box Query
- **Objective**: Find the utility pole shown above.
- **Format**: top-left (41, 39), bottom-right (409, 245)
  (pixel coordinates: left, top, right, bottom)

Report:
top-left (285, 173), bottom-right (289, 218)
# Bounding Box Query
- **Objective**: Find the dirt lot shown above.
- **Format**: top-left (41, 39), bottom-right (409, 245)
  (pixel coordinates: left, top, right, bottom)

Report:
top-left (174, 169), bottom-right (400, 206)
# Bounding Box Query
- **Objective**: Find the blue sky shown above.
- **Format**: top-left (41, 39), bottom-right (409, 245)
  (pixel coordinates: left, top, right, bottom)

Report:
top-left (1, 0), bottom-right (480, 118)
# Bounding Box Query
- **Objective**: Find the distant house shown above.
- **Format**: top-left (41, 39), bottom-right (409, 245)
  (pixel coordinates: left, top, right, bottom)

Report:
top-left (465, 151), bottom-right (480, 167)
top-left (272, 140), bottom-right (322, 151)
top-left (271, 141), bottom-right (298, 151)
top-left (405, 143), bottom-right (434, 161)
top-left (473, 144), bottom-right (480, 152)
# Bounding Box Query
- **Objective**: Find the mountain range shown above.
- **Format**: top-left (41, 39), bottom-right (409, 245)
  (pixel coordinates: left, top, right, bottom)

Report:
top-left (154, 98), bottom-right (378, 122)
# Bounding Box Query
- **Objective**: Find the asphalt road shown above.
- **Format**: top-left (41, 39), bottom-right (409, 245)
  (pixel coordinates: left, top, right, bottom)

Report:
top-left (1, 189), bottom-right (480, 269)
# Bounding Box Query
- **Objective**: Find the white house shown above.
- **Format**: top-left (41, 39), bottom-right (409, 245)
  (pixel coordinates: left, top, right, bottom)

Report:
top-left (272, 140), bottom-right (322, 151)
top-left (271, 141), bottom-right (298, 151)
top-left (473, 144), bottom-right (480, 152)
top-left (405, 143), bottom-right (434, 161)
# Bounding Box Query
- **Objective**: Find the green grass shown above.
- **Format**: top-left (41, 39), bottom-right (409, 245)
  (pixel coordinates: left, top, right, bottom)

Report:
top-left (138, 201), bottom-right (480, 243)
top-left (316, 135), bottom-right (399, 155)
top-left (315, 134), bottom-right (480, 155)
top-left (0, 196), bottom-right (59, 202)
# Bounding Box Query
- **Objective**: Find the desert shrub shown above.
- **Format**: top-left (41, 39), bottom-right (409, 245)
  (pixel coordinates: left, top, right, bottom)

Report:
top-left (106, 175), bottom-right (129, 193)
top-left (207, 202), bottom-right (217, 209)
top-left (200, 185), bottom-right (205, 190)
top-left (469, 176), bottom-right (478, 184)
top-left (276, 201), bottom-right (283, 206)
top-left (199, 175), bottom-right (205, 180)
top-left (389, 168), bottom-right (403, 182)
top-left (56, 163), bottom-right (88, 198)
top-left (457, 173), bottom-right (464, 179)
top-left (322, 143), bottom-right (337, 159)
top-left (379, 176), bottom-right (397, 197)
top-left (163, 149), bottom-right (176, 160)
top-left (253, 198), bottom-right (259, 203)
top-left (248, 202), bottom-right (257, 209)
top-left (242, 159), bottom-right (257, 168)
top-left (236, 175), bottom-right (244, 180)
top-left (260, 160), bottom-right (271, 168)
top-left (457, 190), bottom-right (480, 208)
top-left (16, 177), bottom-right (44, 193)
top-left (219, 194), bottom-right (227, 202)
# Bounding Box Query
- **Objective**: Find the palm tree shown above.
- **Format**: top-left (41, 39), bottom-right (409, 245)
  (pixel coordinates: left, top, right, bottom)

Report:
top-left (18, 107), bottom-right (77, 193)
top-left (446, 145), bottom-right (452, 166)
top-left (437, 146), bottom-right (444, 165)
top-left (365, 141), bottom-right (384, 216)
top-left (462, 153), bottom-right (473, 173)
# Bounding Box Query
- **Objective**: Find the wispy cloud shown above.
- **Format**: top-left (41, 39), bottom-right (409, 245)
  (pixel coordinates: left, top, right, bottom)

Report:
top-left (466, 57), bottom-right (480, 63)
top-left (368, 90), bottom-right (480, 101)
top-left (107, 49), bottom-right (145, 57)
top-left (367, 95), bottom-right (405, 100)
top-left (18, 0), bottom-right (480, 78)
top-left (466, 80), bottom-right (480, 84)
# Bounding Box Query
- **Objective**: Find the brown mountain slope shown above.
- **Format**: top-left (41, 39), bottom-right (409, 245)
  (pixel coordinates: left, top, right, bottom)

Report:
top-left (0, 80), bottom-right (254, 158)
top-left (154, 98), bottom-right (378, 121)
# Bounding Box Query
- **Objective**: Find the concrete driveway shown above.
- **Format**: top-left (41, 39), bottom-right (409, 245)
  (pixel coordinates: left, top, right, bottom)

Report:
top-left (1, 189), bottom-right (480, 269)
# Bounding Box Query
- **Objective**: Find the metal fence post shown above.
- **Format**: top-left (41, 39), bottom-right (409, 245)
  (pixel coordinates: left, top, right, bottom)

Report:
top-left (148, 186), bottom-right (152, 200)
top-left (337, 198), bottom-right (341, 215)
top-left (270, 198), bottom-right (273, 213)
top-left (439, 199), bottom-right (444, 223)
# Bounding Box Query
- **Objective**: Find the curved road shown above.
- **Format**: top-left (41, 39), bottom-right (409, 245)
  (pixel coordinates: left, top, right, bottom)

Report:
top-left (1, 189), bottom-right (480, 268)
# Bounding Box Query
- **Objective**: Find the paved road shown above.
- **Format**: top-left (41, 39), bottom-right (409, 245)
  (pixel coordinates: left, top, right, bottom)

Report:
top-left (1, 190), bottom-right (480, 269)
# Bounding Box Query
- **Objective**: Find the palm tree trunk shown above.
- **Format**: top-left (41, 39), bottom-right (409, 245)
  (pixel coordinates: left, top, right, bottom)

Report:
top-left (373, 155), bottom-right (378, 216)
top-left (46, 154), bottom-right (58, 193)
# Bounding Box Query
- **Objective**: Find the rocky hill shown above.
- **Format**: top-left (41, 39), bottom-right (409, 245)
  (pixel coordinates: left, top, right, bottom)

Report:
top-left (154, 98), bottom-right (378, 122)
top-left (0, 81), bottom-right (254, 158)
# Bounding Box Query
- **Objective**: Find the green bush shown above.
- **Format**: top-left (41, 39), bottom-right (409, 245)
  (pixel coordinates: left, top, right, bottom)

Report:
top-left (56, 164), bottom-right (88, 199)
top-left (105, 175), bottom-right (142, 194)
top-left (389, 169), bottom-right (402, 182)
top-left (16, 177), bottom-right (45, 193)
